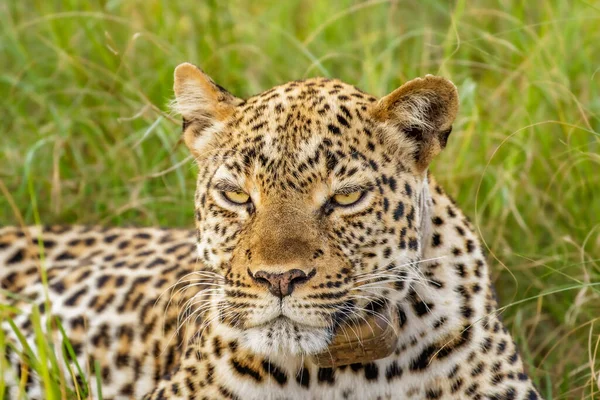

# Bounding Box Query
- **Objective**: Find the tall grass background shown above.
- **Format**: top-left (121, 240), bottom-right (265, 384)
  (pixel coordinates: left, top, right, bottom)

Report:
top-left (1, 0), bottom-right (599, 398)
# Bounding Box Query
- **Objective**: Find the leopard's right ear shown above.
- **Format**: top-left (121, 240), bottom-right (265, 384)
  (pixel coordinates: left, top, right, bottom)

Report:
top-left (173, 63), bottom-right (242, 157)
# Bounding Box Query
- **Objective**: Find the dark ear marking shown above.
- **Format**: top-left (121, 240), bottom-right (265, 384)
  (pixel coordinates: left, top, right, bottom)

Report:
top-left (439, 126), bottom-right (452, 148)
top-left (403, 125), bottom-right (423, 141)
top-left (182, 117), bottom-right (191, 132)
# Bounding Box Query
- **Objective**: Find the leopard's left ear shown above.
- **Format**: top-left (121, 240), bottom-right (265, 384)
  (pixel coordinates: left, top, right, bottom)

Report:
top-left (371, 75), bottom-right (459, 171)
top-left (173, 63), bottom-right (243, 157)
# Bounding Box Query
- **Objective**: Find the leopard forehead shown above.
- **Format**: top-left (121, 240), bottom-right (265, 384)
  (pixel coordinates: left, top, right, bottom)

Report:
top-left (219, 78), bottom-right (381, 167)
top-left (240, 77), bottom-right (377, 125)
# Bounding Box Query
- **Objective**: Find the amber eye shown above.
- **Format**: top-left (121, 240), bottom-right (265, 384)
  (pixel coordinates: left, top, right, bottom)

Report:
top-left (332, 191), bottom-right (364, 207)
top-left (222, 191), bottom-right (251, 205)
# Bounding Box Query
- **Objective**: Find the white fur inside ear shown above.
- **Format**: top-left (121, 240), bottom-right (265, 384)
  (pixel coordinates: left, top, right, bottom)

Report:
top-left (386, 90), bottom-right (436, 132)
top-left (170, 80), bottom-right (216, 120)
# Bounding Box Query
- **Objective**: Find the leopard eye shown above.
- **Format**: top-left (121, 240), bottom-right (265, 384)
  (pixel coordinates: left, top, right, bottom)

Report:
top-left (222, 191), bottom-right (251, 205)
top-left (332, 191), bottom-right (364, 207)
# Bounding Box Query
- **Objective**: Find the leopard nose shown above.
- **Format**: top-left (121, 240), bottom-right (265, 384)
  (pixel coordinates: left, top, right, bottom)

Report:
top-left (250, 268), bottom-right (315, 298)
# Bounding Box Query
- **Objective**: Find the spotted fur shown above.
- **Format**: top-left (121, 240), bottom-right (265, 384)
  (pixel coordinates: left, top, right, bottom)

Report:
top-left (1, 64), bottom-right (542, 399)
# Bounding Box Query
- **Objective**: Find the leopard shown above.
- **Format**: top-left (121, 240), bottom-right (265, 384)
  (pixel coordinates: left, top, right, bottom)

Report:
top-left (0, 62), bottom-right (542, 400)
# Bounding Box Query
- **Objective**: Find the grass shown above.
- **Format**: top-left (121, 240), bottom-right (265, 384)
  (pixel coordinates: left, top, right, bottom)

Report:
top-left (1, 0), bottom-right (599, 398)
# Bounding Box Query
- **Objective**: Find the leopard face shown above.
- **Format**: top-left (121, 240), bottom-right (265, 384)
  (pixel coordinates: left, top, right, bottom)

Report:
top-left (173, 63), bottom-right (458, 356)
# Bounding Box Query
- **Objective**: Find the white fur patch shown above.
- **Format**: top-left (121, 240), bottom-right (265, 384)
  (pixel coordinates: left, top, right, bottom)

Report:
top-left (296, 135), bottom-right (322, 163)
top-left (241, 318), bottom-right (332, 356)
top-left (388, 90), bottom-right (437, 132)
top-left (170, 81), bottom-right (214, 118)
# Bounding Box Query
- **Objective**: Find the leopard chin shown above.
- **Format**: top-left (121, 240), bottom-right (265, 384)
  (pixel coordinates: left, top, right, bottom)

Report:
top-left (241, 317), bottom-right (333, 356)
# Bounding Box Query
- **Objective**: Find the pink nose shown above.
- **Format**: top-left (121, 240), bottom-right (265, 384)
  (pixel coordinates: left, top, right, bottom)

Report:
top-left (250, 268), bottom-right (315, 298)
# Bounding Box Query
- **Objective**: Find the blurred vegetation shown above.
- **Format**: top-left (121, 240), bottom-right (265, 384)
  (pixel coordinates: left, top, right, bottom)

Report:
top-left (1, 0), bottom-right (599, 398)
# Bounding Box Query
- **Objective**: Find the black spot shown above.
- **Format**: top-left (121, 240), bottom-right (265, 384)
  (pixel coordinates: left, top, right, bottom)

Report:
top-left (50, 280), bottom-right (66, 294)
top-left (470, 362), bottom-right (484, 376)
top-left (388, 177), bottom-right (397, 192)
top-left (336, 114), bottom-right (350, 128)
top-left (466, 239), bottom-right (475, 253)
top-left (213, 337), bottom-right (222, 358)
top-left (393, 202), bottom-right (405, 221)
top-left (70, 316), bottom-right (85, 330)
top-left (64, 287), bottom-right (88, 307)
top-left (116, 353), bottom-right (129, 367)
top-left (412, 298), bottom-right (433, 316)
top-left (349, 363), bottom-right (363, 372)
top-left (327, 124), bottom-right (342, 135)
top-left (447, 206), bottom-right (456, 218)
top-left (104, 234), bottom-right (118, 243)
top-left (261, 360), bottom-right (287, 385)
top-left (461, 306), bottom-right (473, 318)
top-left (481, 337), bottom-right (492, 353)
top-left (385, 361), bottom-right (403, 381)
top-left (426, 388), bottom-right (443, 399)
top-left (431, 233), bottom-right (442, 247)
top-left (383, 247), bottom-right (392, 259)
top-left (410, 326), bottom-right (472, 371)
top-left (296, 367), bottom-right (310, 388)
top-left (147, 257), bottom-right (167, 268)
top-left (497, 340), bottom-right (507, 355)
top-left (96, 275), bottom-right (111, 289)
top-left (170, 383), bottom-right (179, 395)
top-left (56, 251), bottom-right (75, 261)
top-left (317, 367), bottom-right (335, 384)
top-left (231, 359), bottom-right (262, 382)
top-left (363, 363), bottom-right (378, 380)
top-left (339, 105), bottom-right (353, 120)
top-left (450, 377), bottom-right (463, 393)
top-left (397, 307), bottom-right (407, 328)
top-left (455, 263), bottom-right (466, 277)
top-left (408, 238), bottom-right (419, 250)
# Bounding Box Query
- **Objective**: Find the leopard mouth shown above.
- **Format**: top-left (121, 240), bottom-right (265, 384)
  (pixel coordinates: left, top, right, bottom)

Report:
top-left (250, 315), bottom-right (323, 329)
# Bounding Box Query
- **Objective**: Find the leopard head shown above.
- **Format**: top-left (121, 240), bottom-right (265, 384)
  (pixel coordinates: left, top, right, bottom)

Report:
top-left (173, 63), bottom-right (458, 356)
